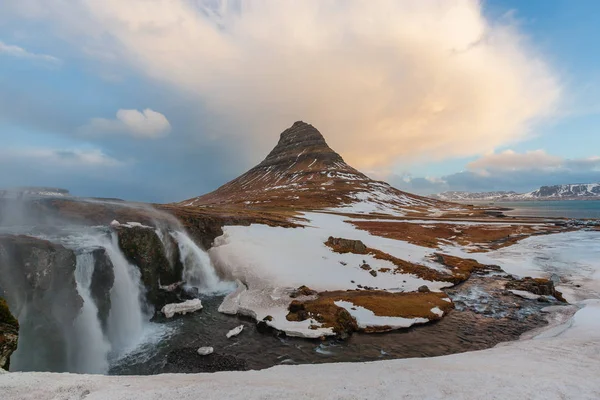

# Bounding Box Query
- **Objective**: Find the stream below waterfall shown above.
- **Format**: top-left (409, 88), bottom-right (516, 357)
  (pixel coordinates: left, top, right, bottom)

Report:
top-left (111, 272), bottom-right (555, 374)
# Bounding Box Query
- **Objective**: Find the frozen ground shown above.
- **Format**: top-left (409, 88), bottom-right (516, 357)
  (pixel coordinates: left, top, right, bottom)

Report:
top-left (2, 214), bottom-right (600, 398)
top-left (1, 300), bottom-right (599, 399)
top-left (459, 230), bottom-right (600, 303)
top-left (210, 212), bottom-right (600, 336)
top-left (210, 212), bottom-right (452, 336)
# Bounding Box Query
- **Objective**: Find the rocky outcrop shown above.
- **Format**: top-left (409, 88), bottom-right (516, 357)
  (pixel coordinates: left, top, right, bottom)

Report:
top-left (0, 235), bottom-right (82, 372)
top-left (89, 248), bottom-right (115, 331)
top-left (325, 237), bottom-right (368, 254)
top-left (0, 297), bottom-right (18, 370)
top-left (505, 277), bottom-right (567, 302)
top-left (116, 227), bottom-right (183, 309)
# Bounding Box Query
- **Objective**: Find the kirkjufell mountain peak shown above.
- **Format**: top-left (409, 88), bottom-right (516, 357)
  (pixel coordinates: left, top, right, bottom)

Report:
top-left (178, 121), bottom-right (441, 215)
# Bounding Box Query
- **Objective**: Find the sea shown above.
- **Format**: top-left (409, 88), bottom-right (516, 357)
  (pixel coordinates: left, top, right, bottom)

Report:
top-left (483, 200), bottom-right (600, 219)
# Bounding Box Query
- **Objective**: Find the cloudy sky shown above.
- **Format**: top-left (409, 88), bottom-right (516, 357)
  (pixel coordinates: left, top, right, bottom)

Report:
top-left (1, 0), bottom-right (599, 201)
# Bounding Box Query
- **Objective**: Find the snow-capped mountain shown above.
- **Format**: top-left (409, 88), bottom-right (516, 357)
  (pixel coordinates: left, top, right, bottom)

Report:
top-left (430, 191), bottom-right (519, 201)
top-left (522, 183), bottom-right (600, 199)
top-left (178, 121), bottom-right (445, 215)
top-left (431, 183), bottom-right (600, 201)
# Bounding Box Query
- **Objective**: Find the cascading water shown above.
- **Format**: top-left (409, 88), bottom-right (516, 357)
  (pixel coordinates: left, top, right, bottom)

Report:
top-left (101, 233), bottom-right (150, 356)
top-left (171, 231), bottom-right (234, 294)
top-left (68, 252), bottom-right (111, 374)
top-left (3, 220), bottom-right (231, 374)
top-left (155, 229), bottom-right (175, 267)
top-left (2, 228), bottom-right (158, 374)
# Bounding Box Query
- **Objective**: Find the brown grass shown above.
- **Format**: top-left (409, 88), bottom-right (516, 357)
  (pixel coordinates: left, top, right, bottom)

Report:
top-left (349, 220), bottom-right (563, 252)
top-left (286, 290), bottom-right (454, 335)
top-left (324, 237), bottom-right (489, 284)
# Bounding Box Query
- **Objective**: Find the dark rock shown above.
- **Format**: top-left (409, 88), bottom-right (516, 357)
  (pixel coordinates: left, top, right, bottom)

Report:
top-left (256, 319), bottom-right (282, 336)
top-left (290, 285), bottom-right (318, 298)
top-left (505, 277), bottom-right (566, 302)
top-left (537, 296), bottom-right (550, 303)
top-left (326, 237), bottom-right (368, 254)
top-left (288, 300), bottom-right (305, 313)
top-left (0, 296), bottom-right (18, 370)
top-left (89, 248), bottom-right (114, 332)
top-left (418, 285), bottom-right (431, 293)
top-left (369, 270), bottom-right (378, 277)
top-left (116, 226), bottom-right (183, 309)
top-left (164, 348), bottom-right (248, 373)
top-left (0, 235), bottom-right (82, 372)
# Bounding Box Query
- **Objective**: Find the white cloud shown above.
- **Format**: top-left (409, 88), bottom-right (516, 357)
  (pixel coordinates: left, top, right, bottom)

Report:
top-left (396, 150), bottom-right (600, 194)
top-left (0, 147), bottom-right (124, 168)
top-left (81, 109), bottom-right (171, 139)
top-left (467, 149), bottom-right (564, 174)
top-left (0, 40), bottom-right (60, 64)
top-left (5, 0), bottom-right (560, 171)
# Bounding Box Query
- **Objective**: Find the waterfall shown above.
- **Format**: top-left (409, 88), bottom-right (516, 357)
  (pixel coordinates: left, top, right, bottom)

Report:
top-left (69, 253), bottom-right (111, 374)
top-left (102, 233), bottom-right (150, 355)
top-left (155, 228), bottom-right (175, 267)
top-left (171, 231), bottom-right (234, 294)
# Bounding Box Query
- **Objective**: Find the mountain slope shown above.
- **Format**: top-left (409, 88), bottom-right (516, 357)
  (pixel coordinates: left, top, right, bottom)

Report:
top-left (179, 121), bottom-right (446, 216)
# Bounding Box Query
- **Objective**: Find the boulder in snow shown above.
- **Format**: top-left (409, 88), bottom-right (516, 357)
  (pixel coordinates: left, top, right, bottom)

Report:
top-left (162, 299), bottom-right (203, 318)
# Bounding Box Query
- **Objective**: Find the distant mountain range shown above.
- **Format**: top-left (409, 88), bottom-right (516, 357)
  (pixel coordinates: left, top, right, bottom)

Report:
top-left (431, 183), bottom-right (600, 202)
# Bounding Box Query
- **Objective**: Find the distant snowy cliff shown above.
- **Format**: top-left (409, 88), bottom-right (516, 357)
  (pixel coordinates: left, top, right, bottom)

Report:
top-left (430, 191), bottom-right (519, 201)
top-left (522, 183), bottom-right (600, 199)
top-left (431, 183), bottom-right (600, 201)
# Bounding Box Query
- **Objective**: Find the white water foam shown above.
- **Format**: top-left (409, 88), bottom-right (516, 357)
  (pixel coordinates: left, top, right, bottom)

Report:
top-left (69, 253), bottom-right (111, 374)
top-left (171, 231), bottom-right (235, 295)
top-left (102, 233), bottom-right (150, 356)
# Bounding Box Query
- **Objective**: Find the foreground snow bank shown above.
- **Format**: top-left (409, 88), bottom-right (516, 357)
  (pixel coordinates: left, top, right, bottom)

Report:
top-left (2, 301), bottom-right (600, 399)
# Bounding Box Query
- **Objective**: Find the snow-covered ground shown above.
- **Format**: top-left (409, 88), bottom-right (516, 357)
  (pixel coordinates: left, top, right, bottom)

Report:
top-left (2, 300), bottom-right (599, 399)
top-left (2, 212), bottom-right (600, 398)
top-left (458, 230), bottom-right (600, 303)
top-left (210, 212), bottom-right (600, 336)
top-left (334, 300), bottom-right (430, 329)
top-left (210, 212), bottom-right (452, 336)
